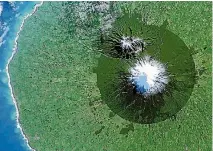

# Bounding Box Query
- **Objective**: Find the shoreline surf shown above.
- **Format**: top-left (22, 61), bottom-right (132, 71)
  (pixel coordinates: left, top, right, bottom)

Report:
top-left (6, 2), bottom-right (43, 151)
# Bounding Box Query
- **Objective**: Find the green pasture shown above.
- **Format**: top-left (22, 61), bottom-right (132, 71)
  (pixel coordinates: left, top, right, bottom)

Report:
top-left (10, 2), bottom-right (211, 151)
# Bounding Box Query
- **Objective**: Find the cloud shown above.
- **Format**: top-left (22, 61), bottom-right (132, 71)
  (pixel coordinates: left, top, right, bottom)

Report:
top-left (0, 2), bottom-right (3, 16)
top-left (0, 26), bottom-right (9, 47)
top-left (9, 1), bottom-right (19, 11)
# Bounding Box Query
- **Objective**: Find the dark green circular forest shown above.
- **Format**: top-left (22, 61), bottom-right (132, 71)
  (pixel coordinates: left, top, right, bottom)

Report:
top-left (95, 12), bottom-right (196, 124)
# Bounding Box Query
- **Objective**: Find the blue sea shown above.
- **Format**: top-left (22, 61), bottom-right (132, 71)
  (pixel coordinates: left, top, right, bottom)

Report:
top-left (0, 2), bottom-right (39, 151)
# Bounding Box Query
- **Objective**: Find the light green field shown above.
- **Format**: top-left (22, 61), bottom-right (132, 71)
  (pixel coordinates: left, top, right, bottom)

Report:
top-left (10, 2), bottom-right (211, 151)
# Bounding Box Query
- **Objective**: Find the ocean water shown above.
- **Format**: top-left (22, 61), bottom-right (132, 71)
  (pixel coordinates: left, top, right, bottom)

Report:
top-left (0, 2), bottom-right (38, 151)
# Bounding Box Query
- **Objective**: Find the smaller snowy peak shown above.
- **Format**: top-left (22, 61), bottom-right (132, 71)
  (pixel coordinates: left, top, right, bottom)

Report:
top-left (120, 36), bottom-right (146, 54)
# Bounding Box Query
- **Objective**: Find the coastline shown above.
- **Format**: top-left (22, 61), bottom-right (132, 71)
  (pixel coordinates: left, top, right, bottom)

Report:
top-left (6, 2), bottom-right (43, 151)
top-left (4, 2), bottom-right (212, 151)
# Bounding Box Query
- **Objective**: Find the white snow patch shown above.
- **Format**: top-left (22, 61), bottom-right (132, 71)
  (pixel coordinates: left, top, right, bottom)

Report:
top-left (129, 55), bottom-right (169, 95)
top-left (120, 36), bottom-right (145, 53)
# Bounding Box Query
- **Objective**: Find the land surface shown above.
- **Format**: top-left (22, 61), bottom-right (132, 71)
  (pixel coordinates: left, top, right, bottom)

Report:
top-left (10, 2), bottom-right (211, 151)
